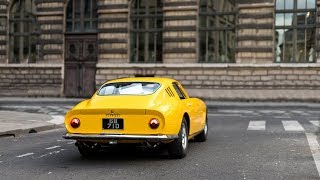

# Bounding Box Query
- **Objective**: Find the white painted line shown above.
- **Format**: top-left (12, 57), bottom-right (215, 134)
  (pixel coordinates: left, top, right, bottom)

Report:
top-left (306, 133), bottom-right (320, 178)
top-left (247, 121), bottom-right (266, 131)
top-left (38, 149), bottom-right (66, 159)
top-left (218, 110), bottom-right (254, 114)
top-left (67, 141), bottom-right (75, 145)
top-left (310, 121), bottom-right (320, 127)
top-left (259, 110), bottom-right (286, 114)
top-left (274, 116), bottom-right (291, 119)
top-left (282, 121), bottom-right (305, 132)
top-left (48, 115), bottom-right (64, 125)
top-left (16, 153), bottom-right (34, 158)
top-left (45, 146), bottom-right (61, 150)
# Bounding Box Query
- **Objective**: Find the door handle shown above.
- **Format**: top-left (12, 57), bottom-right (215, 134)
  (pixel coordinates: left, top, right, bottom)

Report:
top-left (187, 103), bottom-right (192, 107)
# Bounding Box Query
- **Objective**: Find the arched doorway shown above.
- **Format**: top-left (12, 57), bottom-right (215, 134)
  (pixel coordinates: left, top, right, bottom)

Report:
top-left (64, 0), bottom-right (98, 97)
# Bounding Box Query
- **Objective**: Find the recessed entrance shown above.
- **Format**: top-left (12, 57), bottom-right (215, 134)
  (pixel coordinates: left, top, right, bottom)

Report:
top-left (64, 0), bottom-right (98, 97)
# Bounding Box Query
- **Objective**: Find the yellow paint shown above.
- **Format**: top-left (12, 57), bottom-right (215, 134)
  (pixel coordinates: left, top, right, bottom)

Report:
top-left (64, 77), bottom-right (207, 141)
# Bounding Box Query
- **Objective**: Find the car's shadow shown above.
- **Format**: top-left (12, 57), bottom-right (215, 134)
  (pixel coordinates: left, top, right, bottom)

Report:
top-left (61, 141), bottom-right (203, 163)
top-left (68, 143), bottom-right (175, 162)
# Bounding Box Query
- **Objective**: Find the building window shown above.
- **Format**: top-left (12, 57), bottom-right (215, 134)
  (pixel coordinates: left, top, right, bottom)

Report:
top-left (9, 0), bottom-right (40, 63)
top-left (275, 0), bottom-right (316, 63)
top-left (66, 0), bottom-right (98, 33)
top-left (130, 0), bottom-right (163, 63)
top-left (199, 0), bottom-right (236, 63)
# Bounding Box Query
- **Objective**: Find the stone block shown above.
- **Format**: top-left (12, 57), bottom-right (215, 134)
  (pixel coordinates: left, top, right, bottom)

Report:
top-left (275, 75), bottom-right (286, 80)
top-left (268, 69), bottom-right (281, 75)
top-left (261, 76), bottom-right (274, 81)
top-left (186, 75), bottom-right (196, 80)
top-left (287, 75), bottom-right (298, 80)
top-left (228, 70), bottom-right (239, 76)
top-left (173, 75), bottom-right (185, 80)
top-left (214, 70), bottom-right (227, 75)
top-left (191, 80), bottom-right (202, 85)
top-left (197, 75), bottom-right (208, 80)
top-left (253, 70), bottom-right (267, 76)
top-left (179, 70), bottom-right (191, 75)
top-left (239, 70), bottom-right (252, 76)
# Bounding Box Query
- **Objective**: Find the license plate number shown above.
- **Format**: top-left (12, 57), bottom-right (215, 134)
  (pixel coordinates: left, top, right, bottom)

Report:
top-left (103, 118), bottom-right (123, 130)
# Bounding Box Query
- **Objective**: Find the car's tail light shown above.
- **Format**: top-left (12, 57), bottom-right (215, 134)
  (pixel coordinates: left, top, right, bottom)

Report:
top-left (149, 118), bottom-right (160, 129)
top-left (70, 118), bottom-right (80, 128)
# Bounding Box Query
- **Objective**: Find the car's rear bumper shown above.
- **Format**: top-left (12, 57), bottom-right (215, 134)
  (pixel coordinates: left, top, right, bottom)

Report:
top-left (63, 133), bottom-right (178, 142)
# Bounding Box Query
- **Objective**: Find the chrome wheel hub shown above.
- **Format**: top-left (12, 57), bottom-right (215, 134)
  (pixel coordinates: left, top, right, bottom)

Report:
top-left (204, 122), bottom-right (208, 135)
top-left (181, 124), bottom-right (187, 150)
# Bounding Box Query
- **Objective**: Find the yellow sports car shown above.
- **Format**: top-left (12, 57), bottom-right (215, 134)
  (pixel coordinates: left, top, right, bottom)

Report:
top-left (63, 77), bottom-right (207, 159)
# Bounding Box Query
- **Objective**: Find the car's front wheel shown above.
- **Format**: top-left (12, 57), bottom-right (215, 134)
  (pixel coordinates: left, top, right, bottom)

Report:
top-left (168, 118), bottom-right (188, 159)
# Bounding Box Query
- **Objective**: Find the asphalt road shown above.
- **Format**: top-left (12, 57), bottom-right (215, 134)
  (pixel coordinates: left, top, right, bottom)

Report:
top-left (1, 107), bottom-right (320, 180)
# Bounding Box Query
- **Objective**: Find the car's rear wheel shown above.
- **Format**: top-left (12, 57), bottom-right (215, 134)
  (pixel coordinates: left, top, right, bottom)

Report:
top-left (168, 118), bottom-right (188, 159)
top-left (194, 117), bottom-right (208, 142)
top-left (76, 141), bottom-right (100, 157)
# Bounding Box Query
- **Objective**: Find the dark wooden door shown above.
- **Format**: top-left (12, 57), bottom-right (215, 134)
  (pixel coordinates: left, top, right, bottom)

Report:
top-left (64, 34), bottom-right (97, 97)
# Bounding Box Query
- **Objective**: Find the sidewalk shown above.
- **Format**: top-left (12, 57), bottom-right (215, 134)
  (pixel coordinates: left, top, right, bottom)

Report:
top-left (0, 111), bottom-right (64, 137)
top-left (0, 97), bottom-right (84, 105)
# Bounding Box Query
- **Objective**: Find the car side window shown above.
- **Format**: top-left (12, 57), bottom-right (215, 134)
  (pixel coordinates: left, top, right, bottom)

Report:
top-left (172, 83), bottom-right (186, 100)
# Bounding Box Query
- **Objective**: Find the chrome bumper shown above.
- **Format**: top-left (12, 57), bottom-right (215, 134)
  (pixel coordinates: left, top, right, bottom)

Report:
top-left (63, 133), bottom-right (178, 141)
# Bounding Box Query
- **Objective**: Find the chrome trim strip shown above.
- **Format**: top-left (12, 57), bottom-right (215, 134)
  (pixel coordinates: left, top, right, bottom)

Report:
top-left (63, 133), bottom-right (178, 141)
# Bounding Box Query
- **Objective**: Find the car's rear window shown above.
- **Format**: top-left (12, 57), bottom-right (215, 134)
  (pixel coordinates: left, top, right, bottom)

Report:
top-left (98, 82), bottom-right (161, 96)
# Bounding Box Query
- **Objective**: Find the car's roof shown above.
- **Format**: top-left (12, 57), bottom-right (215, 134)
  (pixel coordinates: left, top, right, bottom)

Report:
top-left (106, 77), bottom-right (176, 84)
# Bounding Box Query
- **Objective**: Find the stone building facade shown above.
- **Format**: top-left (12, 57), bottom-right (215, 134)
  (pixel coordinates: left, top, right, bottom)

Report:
top-left (0, 0), bottom-right (320, 100)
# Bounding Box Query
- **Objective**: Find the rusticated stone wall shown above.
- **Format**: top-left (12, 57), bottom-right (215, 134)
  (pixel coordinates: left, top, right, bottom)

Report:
top-left (97, 0), bottom-right (129, 63)
top-left (236, 3), bottom-right (274, 64)
top-left (95, 64), bottom-right (320, 100)
top-left (163, 0), bottom-right (197, 63)
top-left (0, 0), bottom-right (7, 63)
top-left (96, 64), bottom-right (320, 89)
top-left (0, 65), bottom-right (62, 96)
top-left (35, 0), bottom-right (64, 63)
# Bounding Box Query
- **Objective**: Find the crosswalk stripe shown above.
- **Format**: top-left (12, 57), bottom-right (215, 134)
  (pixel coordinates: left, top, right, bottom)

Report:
top-left (310, 121), bottom-right (320, 127)
top-left (305, 133), bottom-right (320, 177)
top-left (247, 121), bottom-right (266, 131)
top-left (282, 121), bottom-right (305, 132)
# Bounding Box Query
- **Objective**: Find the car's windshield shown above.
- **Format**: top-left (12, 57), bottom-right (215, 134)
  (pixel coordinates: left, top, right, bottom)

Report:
top-left (98, 82), bottom-right (161, 96)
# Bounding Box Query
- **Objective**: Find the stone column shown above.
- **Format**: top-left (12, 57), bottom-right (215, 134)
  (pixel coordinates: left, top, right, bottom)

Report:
top-left (0, 0), bottom-right (8, 63)
top-left (162, 0), bottom-right (197, 64)
top-left (236, 2), bottom-right (274, 64)
top-left (97, 0), bottom-right (129, 64)
top-left (35, 0), bottom-right (64, 64)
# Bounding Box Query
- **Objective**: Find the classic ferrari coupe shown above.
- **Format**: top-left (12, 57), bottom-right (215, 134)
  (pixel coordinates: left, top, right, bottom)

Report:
top-left (63, 77), bottom-right (207, 159)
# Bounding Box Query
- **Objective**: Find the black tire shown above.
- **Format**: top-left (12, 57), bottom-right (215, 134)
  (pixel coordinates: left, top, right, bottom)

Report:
top-left (194, 117), bottom-right (208, 142)
top-left (168, 118), bottom-right (188, 159)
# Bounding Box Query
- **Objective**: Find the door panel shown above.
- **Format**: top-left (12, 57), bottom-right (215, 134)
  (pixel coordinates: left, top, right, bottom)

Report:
top-left (64, 34), bottom-right (97, 98)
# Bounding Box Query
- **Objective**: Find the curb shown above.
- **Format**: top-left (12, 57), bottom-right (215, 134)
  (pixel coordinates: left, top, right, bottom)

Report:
top-left (0, 124), bottom-right (65, 138)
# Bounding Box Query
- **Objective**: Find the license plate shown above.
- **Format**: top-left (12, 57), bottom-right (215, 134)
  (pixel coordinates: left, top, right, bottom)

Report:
top-left (103, 118), bottom-right (124, 130)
